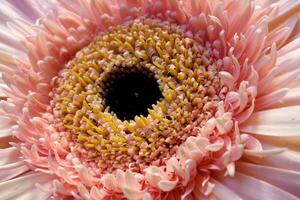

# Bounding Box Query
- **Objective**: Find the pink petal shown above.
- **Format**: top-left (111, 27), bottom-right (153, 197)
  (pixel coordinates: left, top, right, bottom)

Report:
top-left (0, 160), bottom-right (29, 182)
top-left (214, 172), bottom-right (299, 200)
top-left (245, 148), bottom-right (300, 172)
top-left (277, 46), bottom-right (300, 75)
top-left (244, 148), bottom-right (286, 158)
top-left (158, 180), bottom-right (178, 192)
top-left (267, 15), bottom-right (298, 48)
top-left (253, 134), bottom-right (300, 151)
top-left (237, 162), bottom-right (300, 197)
top-left (278, 37), bottom-right (300, 55)
top-left (0, 147), bottom-right (22, 165)
top-left (0, 172), bottom-right (54, 199)
top-left (210, 179), bottom-right (242, 200)
top-left (6, 0), bottom-right (42, 22)
top-left (241, 106), bottom-right (300, 136)
top-left (255, 88), bottom-right (288, 110)
top-left (78, 183), bottom-right (92, 200)
top-left (271, 87), bottom-right (300, 108)
top-left (268, 0), bottom-right (300, 31)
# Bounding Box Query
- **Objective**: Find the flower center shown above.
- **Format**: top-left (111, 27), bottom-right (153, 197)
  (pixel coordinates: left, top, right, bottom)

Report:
top-left (50, 18), bottom-right (223, 173)
top-left (102, 68), bottom-right (162, 121)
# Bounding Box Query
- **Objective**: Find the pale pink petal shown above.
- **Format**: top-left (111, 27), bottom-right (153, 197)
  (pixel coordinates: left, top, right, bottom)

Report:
top-left (215, 172), bottom-right (299, 200)
top-left (276, 47), bottom-right (300, 78)
top-left (78, 183), bottom-right (92, 200)
top-left (237, 162), bottom-right (300, 197)
top-left (0, 172), bottom-right (54, 200)
top-left (0, 147), bottom-right (22, 165)
top-left (210, 179), bottom-right (242, 200)
top-left (262, 69), bottom-right (300, 95)
top-left (278, 37), bottom-right (300, 56)
top-left (245, 148), bottom-right (300, 171)
top-left (244, 148), bottom-right (286, 158)
top-left (0, 160), bottom-right (29, 181)
top-left (6, 0), bottom-right (45, 22)
top-left (241, 106), bottom-right (300, 136)
top-left (268, 13), bottom-right (299, 47)
top-left (269, 87), bottom-right (300, 108)
top-left (253, 134), bottom-right (300, 151)
top-left (268, 0), bottom-right (300, 31)
top-left (0, 1), bottom-right (28, 23)
top-left (255, 88), bottom-right (288, 110)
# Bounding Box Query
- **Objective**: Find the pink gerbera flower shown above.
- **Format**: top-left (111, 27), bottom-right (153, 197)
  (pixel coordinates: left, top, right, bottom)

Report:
top-left (1, 0), bottom-right (300, 199)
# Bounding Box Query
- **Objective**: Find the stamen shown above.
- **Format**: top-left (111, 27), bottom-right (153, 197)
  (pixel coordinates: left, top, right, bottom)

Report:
top-left (51, 18), bottom-right (223, 173)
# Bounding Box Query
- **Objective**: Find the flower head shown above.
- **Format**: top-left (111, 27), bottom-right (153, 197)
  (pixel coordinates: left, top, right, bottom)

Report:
top-left (1, 0), bottom-right (300, 199)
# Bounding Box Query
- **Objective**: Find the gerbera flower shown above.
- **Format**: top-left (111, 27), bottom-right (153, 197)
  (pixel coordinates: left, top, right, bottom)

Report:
top-left (1, 0), bottom-right (300, 199)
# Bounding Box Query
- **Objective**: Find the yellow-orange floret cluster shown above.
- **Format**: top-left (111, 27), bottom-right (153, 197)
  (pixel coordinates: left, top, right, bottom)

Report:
top-left (51, 18), bottom-right (223, 173)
